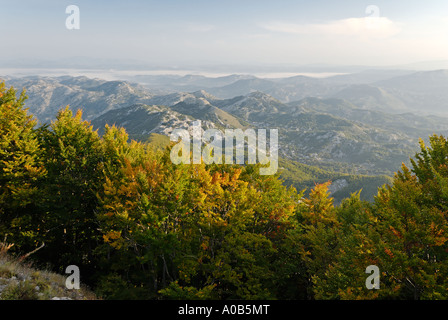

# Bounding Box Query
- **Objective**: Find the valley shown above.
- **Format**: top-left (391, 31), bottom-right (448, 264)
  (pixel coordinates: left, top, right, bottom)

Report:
top-left (3, 69), bottom-right (448, 203)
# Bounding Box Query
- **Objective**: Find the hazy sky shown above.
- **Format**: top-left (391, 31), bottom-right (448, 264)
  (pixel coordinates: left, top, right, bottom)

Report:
top-left (1, 0), bottom-right (448, 69)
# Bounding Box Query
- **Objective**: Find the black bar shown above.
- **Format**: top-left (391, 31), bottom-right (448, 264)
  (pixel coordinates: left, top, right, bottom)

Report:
top-left (0, 299), bottom-right (444, 319)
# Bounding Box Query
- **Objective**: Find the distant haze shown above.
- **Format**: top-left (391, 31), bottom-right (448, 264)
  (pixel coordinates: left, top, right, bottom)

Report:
top-left (1, 0), bottom-right (448, 72)
top-left (0, 68), bottom-right (349, 82)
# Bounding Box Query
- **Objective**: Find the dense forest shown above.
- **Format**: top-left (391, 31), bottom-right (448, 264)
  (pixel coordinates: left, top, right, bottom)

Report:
top-left (2, 81), bottom-right (448, 300)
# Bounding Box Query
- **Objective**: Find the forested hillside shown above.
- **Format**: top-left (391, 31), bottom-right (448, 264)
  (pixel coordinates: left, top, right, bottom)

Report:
top-left (2, 81), bottom-right (448, 300)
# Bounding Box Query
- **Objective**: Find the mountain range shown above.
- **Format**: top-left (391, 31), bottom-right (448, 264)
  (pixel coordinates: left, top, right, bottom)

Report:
top-left (0, 75), bottom-right (154, 124)
top-left (125, 69), bottom-right (448, 116)
top-left (3, 69), bottom-right (448, 202)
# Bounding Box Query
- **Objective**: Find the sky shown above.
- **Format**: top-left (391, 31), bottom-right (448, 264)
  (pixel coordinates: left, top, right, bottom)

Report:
top-left (1, 0), bottom-right (448, 71)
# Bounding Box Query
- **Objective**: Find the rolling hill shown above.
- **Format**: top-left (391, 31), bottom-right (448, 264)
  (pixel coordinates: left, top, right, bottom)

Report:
top-left (0, 75), bottom-right (154, 124)
top-left (5, 73), bottom-right (448, 202)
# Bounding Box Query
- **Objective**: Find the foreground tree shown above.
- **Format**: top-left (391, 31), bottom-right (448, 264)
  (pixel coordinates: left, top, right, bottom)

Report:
top-left (96, 147), bottom-right (303, 299)
top-left (0, 83), bottom-right (45, 251)
top-left (295, 182), bottom-right (342, 299)
top-left (36, 107), bottom-right (105, 277)
top-left (312, 136), bottom-right (448, 300)
top-left (372, 138), bottom-right (448, 299)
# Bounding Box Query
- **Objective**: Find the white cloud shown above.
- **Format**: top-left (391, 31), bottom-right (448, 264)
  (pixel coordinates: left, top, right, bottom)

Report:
top-left (263, 17), bottom-right (403, 39)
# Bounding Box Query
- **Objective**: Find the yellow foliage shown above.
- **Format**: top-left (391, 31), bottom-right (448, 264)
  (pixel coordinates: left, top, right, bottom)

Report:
top-left (103, 230), bottom-right (122, 243)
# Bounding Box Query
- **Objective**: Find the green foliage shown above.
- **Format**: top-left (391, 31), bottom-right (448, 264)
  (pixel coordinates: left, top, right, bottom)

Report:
top-left (311, 136), bottom-right (448, 300)
top-left (370, 142), bottom-right (448, 299)
top-left (0, 83), bottom-right (45, 250)
top-left (279, 158), bottom-right (392, 204)
top-left (295, 182), bottom-right (341, 298)
top-left (96, 157), bottom-right (301, 299)
top-left (159, 281), bottom-right (217, 300)
top-left (4, 80), bottom-right (448, 300)
top-left (34, 107), bottom-right (105, 277)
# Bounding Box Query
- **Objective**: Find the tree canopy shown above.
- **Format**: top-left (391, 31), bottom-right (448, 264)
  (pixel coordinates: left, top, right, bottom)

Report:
top-left (2, 81), bottom-right (448, 300)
